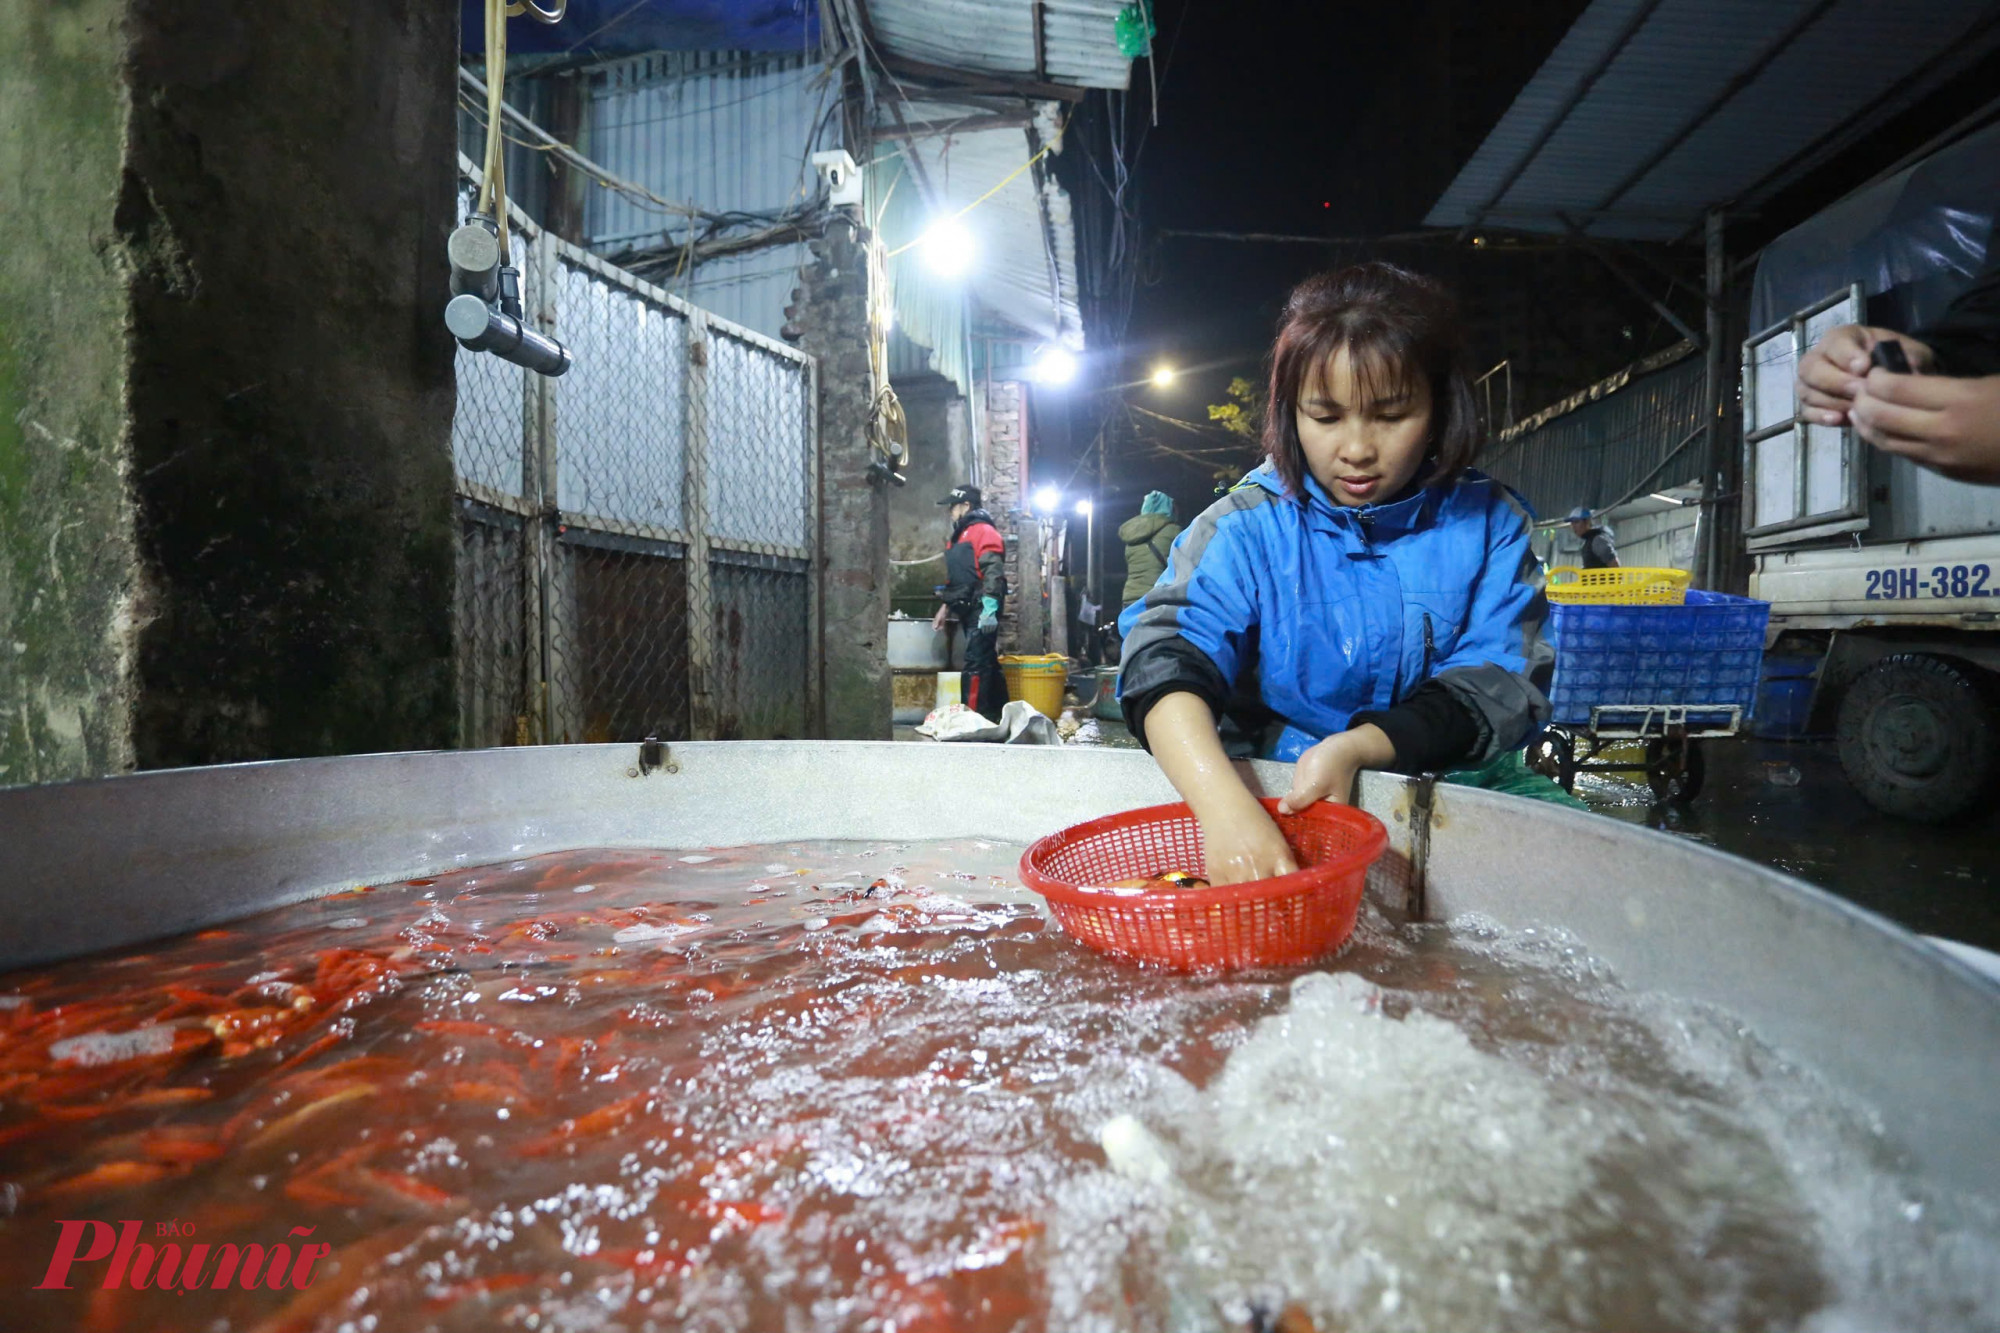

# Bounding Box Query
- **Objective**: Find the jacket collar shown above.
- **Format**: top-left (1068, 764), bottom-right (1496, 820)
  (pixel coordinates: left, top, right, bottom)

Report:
top-left (950, 508), bottom-right (997, 542)
top-left (1245, 461), bottom-right (1440, 537)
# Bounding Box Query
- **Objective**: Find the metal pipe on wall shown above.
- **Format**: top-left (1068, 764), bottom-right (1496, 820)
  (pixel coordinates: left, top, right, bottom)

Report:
top-left (1698, 209), bottom-right (1727, 589)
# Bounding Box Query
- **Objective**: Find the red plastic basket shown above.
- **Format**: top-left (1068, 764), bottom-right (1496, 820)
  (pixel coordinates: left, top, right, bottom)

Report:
top-left (1018, 798), bottom-right (1389, 970)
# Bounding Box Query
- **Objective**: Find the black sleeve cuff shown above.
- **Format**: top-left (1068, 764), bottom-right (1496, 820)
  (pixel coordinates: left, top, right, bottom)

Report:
top-left (1351, 681), bottom-right (1482, 775)
top-left (1120, 637), bottom-right (1231, 752)
top-left (1915, 263), bottom-right (2000, 377)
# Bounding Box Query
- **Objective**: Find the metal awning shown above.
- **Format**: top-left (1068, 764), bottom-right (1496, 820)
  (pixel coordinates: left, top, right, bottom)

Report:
top-left (863, 0), bottom-right (1136, 92)
top-left (1425, 0), bottom-right (2000, 241)
top-left (877, 98), bottom-right (1082, 347)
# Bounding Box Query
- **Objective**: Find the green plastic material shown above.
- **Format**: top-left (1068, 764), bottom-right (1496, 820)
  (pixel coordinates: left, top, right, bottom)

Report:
top-left (1441, 749), bottom-right (1590, 809)
top-left (1114, 2), bottom-right (1155, 58)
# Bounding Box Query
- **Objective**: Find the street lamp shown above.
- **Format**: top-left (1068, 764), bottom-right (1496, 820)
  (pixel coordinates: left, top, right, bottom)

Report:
top-left (1032, 486), bottom-right (1060, 515)
top-left (1150, 364), bottom-right (1176, 388)
top-left (1075, 499), bottom-right (1096, 621)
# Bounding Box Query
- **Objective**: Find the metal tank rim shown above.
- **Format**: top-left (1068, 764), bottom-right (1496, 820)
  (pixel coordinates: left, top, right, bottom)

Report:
top-left (2, 739), bottom-right (1997, 1207)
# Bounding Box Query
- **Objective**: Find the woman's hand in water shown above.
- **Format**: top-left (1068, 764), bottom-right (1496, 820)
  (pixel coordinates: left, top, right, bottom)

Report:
top-left (1137, 690), bottom-right (1298, 885)
top-left (1278, 725), bottom-right (1396, 813)
top-left (1195, 790), bottom-right (1299, 886)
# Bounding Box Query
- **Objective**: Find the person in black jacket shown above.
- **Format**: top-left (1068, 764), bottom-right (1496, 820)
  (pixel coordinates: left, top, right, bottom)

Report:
top-left (1565, 507), bottom-right (1619, 568)
top-left (1798, 253), bottom-right (2000, 484)
top-left (930, 485), bottom-right (1010, 721)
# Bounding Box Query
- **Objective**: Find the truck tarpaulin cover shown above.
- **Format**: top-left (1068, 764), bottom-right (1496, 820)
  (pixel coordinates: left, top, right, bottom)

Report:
top-left (1752, 119), bottom-right (2000, 334)
top-left (461, 0), bottom-right (818, 55)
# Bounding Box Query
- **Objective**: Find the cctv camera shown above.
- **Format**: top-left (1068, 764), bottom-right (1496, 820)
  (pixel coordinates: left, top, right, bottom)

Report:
top-left (811, 149), bottom-right (863, 208)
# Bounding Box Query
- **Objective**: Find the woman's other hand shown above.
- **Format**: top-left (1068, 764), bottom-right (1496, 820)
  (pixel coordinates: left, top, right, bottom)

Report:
top-left (1277, 725), bottom-right (1396, 814)
top-left (1797, 324), bottom-right (1935, 427)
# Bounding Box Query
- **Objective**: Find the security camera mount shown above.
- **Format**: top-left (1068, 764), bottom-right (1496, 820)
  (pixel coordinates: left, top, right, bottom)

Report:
top-left (444, 213), bottom-right (573, 378)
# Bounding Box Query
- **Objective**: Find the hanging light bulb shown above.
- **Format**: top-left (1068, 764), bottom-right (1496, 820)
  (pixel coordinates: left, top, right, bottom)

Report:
top-left (1030, 346), bottom-right (1077, 386)
top-left (918, 217), bottom-right (976, 277)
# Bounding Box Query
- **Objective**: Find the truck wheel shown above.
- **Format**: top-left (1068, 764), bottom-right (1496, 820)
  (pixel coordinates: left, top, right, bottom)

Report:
top-left (1836, 654), bottom-right (1997, 824)
top-left (1645, 737), bottom-right (1705, 803)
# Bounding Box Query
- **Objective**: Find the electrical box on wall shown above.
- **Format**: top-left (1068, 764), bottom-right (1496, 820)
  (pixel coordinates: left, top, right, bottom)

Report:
top-left (812, 150), bottom-right (864, 208)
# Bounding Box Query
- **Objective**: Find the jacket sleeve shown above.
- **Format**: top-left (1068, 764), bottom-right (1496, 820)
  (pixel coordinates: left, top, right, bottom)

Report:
top-left (1914, 255), bottom-right (2000, 378)
top-left (977, 547), bottom-right (1006, 604)
top-left (1116, 494), bottom-right (1266, 749)
top-left (1424, 487), bottom-right (1555, 762)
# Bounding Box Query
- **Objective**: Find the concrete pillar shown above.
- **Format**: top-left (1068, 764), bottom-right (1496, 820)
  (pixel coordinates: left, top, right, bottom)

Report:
top-left (0, 0), bottom-right (136, 784)
top-left (983, 380), bottom-right (1027, 653)
top-left (1, 0), bottom-right (460, 780)
top-left (792, 217), bottom-right (890, 738)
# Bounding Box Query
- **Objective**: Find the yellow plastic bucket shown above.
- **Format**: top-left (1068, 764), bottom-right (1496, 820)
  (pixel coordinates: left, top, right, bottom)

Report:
top-left (1000, 653), bottom-right (1069, 719)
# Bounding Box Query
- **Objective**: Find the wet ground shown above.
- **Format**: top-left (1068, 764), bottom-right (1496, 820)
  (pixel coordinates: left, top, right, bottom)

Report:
top-left (1578, 734), bottom-right (2000, 953)
top-left (900, 709), bottom-right (2000, 954)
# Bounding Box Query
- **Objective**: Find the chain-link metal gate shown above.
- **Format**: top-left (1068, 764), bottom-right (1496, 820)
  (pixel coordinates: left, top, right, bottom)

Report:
top-left (452, 162), bottom-right (819, 746)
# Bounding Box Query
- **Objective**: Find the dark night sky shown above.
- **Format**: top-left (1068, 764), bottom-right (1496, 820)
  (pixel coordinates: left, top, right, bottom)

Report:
top-left (1055, 0), bottom-right (1591, 541)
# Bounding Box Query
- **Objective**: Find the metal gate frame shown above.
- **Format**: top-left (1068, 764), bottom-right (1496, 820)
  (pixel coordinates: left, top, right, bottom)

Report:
top-left (452, 156), bottom-right (821, 746)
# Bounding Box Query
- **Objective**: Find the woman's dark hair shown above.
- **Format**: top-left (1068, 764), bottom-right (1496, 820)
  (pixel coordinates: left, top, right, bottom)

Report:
top-left (1261, 262), bottom-right (1480, 499)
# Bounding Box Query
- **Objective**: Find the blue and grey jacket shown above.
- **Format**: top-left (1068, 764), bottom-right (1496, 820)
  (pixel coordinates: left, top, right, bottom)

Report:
top-left (1116, 462), bottom-right (1553, 771)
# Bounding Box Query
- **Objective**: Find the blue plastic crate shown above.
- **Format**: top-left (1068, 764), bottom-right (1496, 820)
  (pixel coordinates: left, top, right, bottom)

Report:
top-left (1546, 590), bottom-right (1771, 726)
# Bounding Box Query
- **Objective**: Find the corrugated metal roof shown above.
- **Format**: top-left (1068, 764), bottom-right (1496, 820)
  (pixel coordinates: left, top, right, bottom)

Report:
top-left (866, 0), bottom-right (1136, 91)
top-left (1426, 0), bottom-right (2000, 240)
top-left (583, 51), bottom-right (839, 250)
top-left (562, 51), bottom-right (838, 340)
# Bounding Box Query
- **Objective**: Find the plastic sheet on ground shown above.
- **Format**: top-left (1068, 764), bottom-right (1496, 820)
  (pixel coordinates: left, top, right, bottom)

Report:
top-left (915, 700), bottom-right (1062, 745)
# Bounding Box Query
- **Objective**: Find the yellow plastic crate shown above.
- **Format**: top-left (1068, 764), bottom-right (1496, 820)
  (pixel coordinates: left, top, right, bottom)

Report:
top-left (1545, 565), bottom-right (1691, 605)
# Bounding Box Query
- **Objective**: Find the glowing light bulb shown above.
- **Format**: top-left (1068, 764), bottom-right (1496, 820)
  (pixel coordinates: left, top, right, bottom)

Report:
top-left (918, 217), bottom-right (975, 277)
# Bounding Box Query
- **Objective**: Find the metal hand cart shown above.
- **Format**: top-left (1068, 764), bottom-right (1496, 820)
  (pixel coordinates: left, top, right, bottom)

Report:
top-left (1524, 590), bottom-right (1771, 805)
top-left (1528, 704), bottom-right (1743, 802)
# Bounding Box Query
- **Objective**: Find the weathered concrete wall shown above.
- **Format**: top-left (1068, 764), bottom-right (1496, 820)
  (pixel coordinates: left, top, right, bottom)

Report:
top-left (0, 0), bottom-right (140, 784)
top-left (984, 379), bottom-right (1027, 652)
top-left (3, 0), bottom-right (459, 781)
top-left (886, 374), bottom-right (973, 612)
top-left (122, 0), bottom-right (460, 766)
top-left (792, 218), bottom-right (889, 738)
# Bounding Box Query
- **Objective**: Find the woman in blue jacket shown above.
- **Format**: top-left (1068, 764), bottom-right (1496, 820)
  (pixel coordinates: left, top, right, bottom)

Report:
top-left (1118, 263), bottom-right (1562, 885)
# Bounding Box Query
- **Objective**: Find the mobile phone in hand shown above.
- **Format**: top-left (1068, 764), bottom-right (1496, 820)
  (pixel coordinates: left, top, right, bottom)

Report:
top-left (1870, 340), bottom-right (1914, 374)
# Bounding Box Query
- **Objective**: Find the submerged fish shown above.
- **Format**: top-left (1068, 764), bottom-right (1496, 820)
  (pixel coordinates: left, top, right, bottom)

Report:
top-left (1105, 871), bottom-right (1211, 892)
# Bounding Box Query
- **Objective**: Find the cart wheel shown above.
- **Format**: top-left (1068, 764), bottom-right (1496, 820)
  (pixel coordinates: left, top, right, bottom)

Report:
top-left (1527, 730), bottom-right (1577, 792)
top-left (1645, 738), bottom-right (1705, 803)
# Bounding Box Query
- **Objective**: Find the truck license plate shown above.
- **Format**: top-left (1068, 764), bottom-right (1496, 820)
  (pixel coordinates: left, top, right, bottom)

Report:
top-left (1863, 563), bottom-right (1995, 600)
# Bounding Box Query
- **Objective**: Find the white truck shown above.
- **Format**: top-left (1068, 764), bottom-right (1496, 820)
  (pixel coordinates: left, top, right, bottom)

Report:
top-left (1744, 271), bottom-right (2000, 822)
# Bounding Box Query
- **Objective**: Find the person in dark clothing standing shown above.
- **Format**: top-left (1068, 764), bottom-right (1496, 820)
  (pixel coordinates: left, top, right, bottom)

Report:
top-left (1799, 251), bottom-right (2000, 484)
top-left (1565, 507), bottom-right (1619, 568)
top-left (931, 484), bottom-right (1010, 721)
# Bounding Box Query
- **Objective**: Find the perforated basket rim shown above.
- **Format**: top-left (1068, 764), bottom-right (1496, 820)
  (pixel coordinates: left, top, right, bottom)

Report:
top-left (1017, 798), bottom-right (1388, 911)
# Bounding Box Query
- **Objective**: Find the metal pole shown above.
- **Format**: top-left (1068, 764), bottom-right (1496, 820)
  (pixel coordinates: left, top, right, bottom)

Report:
top-left (1698, 209), bottom-right (1726, 589)
top-left (1086, 505), bottom-right (1097, 622)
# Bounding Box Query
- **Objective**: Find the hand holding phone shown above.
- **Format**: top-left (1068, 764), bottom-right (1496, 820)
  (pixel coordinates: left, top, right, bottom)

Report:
top-left (1870, 339), bottom-right (1914, 375)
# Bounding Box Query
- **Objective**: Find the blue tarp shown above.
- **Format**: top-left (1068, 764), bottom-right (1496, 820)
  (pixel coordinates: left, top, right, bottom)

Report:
top-left (1751, 119), bottom-right (2000, 334)
top-left (462, 0), bottom-right (819, 56)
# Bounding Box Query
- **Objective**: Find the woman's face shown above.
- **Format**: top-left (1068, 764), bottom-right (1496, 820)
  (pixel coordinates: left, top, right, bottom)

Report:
top-left (1294, 344), bottom-right (1433, 507)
